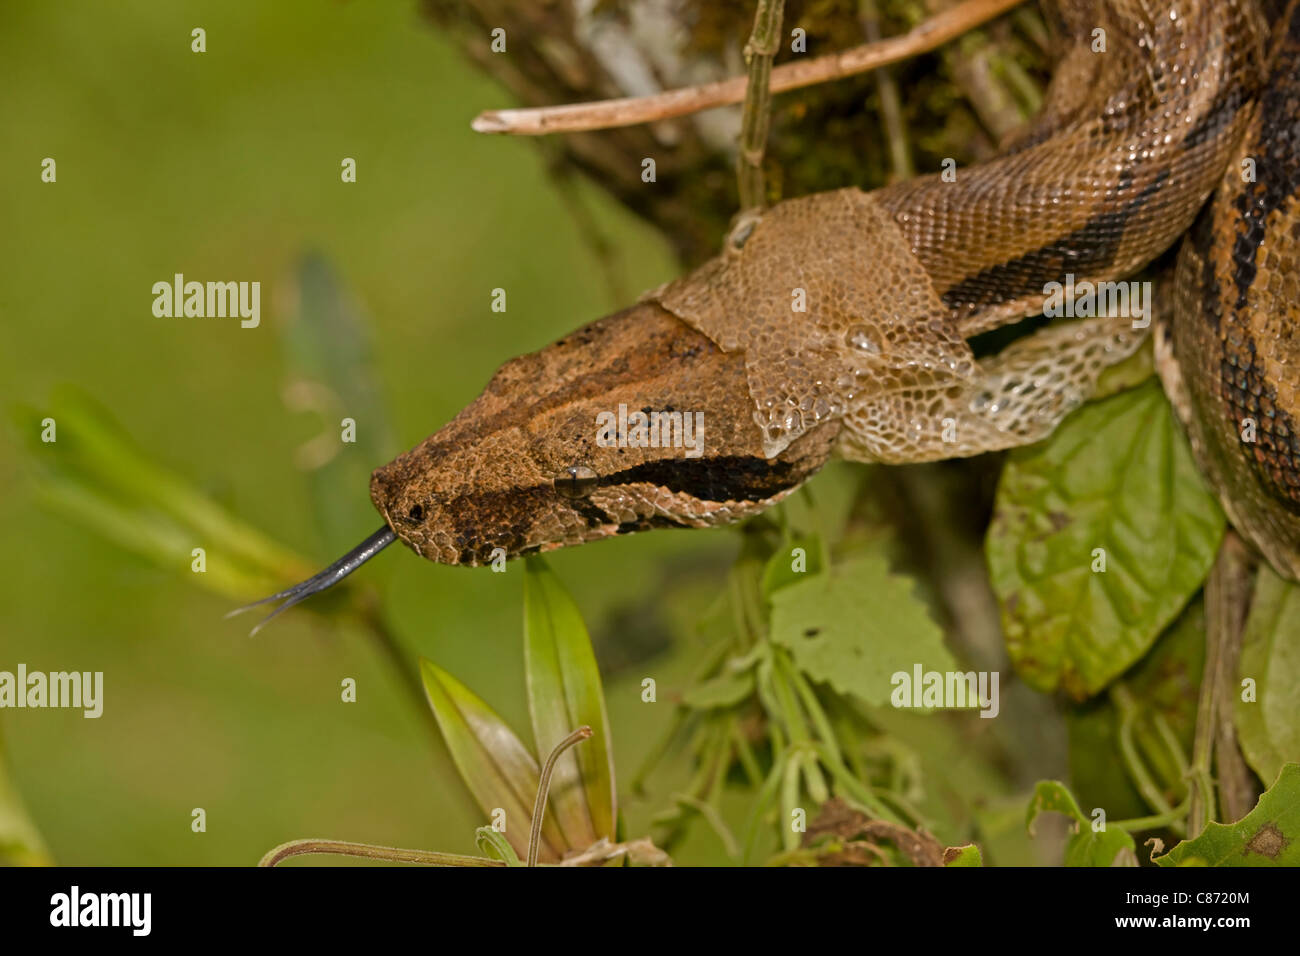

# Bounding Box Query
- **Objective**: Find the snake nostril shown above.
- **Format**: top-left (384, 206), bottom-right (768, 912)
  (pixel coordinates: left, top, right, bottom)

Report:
top-left (407, 503), bottom-right (425, 522)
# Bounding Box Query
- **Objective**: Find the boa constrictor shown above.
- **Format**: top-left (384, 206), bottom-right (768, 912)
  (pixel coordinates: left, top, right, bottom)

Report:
top-left (235, 0), bottom-right (1300, 629)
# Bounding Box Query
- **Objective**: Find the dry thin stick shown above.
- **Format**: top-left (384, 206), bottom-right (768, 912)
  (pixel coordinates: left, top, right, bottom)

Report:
top-left (259, 838), bottom-right (503, 868)
top-left (527, 725), bottom-right (593, 868)
top-left (1210, 532), bottom-right (1256, 823)
top-left (860, 0), bottom-right (914, 181)
top-left (1189, 534), bottom-right (1252, 835)
top-left (736, 0), bottom-right (785, 210)
top-left (472, 0), bottom-right (1025, 136)
top-left (940, 35), bottom-right (1026, 142)
top-left (557, 837), bottom-right (672, 867)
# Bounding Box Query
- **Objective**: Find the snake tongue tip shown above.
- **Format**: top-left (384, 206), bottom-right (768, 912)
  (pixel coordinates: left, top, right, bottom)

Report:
top-left (224, 526), bottom-right (396, 634)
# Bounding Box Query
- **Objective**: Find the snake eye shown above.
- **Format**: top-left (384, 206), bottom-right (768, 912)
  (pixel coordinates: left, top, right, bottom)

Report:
top-left (554, 464), bottom-right (599, 499)
top-left (405, 503), bottom-right (425, 522)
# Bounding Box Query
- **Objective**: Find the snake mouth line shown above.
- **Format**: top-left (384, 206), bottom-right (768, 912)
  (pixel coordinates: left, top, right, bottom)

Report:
top-left (225, 525), bottom-right (396, 635)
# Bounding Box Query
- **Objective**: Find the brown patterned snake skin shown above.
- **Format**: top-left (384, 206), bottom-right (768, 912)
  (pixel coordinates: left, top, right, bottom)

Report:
top-left (1157, 0), bottom-right (1300, 580)
top-left (234, 0), bottom-right (1300, 627)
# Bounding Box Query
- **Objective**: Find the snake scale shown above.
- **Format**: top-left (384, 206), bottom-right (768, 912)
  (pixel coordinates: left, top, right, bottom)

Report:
top-left (236, 0), bottom-right (1300, 626)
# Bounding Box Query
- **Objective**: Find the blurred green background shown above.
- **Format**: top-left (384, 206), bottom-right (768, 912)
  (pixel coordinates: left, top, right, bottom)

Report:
top-left (0, 0), bottom-right (754, 864)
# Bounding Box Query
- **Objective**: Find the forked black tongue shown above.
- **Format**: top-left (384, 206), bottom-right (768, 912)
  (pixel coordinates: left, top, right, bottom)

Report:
top-left (226, 526), bottom-right (396, 635)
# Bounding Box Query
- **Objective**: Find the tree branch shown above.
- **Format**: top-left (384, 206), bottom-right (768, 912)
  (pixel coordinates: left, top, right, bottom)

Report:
top-left (471, 0), bottom-right (1026, 136)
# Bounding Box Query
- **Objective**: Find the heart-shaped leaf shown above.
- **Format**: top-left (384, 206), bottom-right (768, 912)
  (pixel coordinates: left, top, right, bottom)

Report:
top-left (986, 382), bottom-right (1223, 698)
top-left (943, 844), bottom-right (984, 866)
top-left (1155, 763), bottom-right (1300, 866)
top-left (1026, 780), bottom-right (1135, 866)
top-left (769, 552), bottom-right (956, 707)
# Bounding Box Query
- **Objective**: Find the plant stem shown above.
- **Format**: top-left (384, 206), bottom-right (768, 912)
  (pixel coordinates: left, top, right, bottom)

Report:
top-left (807, 741), bottom-right (906, 824)
top-left (768, 651), bottom-right (828, 803)
top-left (730, 714), bottom-right (765, 788)
top-left (1111, 799), bottom-right (1191, 837)
top-left (742, 751), bottom-right (790, 864)
top-left (783, 654), bottom-right (844, 767)
top-left (1151, 712), bottom-right (1191, 786)
top-left (736, 0), bottom-right (785, 210)
top-left (859, 0), bottom-right (914, 180)
top-left (1110, 684), bottom-right (1175, 817)
top-left (673, 794), bottom-right (741, 858)
top-left (528, 726), bottom-right (593, 867)
top-left (628, 707), bottom-right (689, 795)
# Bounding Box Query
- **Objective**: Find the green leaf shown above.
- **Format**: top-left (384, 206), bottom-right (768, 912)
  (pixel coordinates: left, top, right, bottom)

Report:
top-left (1235, 565), bottom-right (1300, 783)
top-left (986, 382), bottom-right (1224, 699)
top-left (523, 557), bottom-right (616, 849)
top-left (14, 389), bottom-right (313, 600)
top-left (761, 535), bottom-right (823, 598)
top-left (418, 659), bottom-right (566, 862)
top-left (279, 254), bottom-right (395, 556)
top-left (1026, 780), bottom-right (1086, 830)
top-left (681, 665), bottom-right (757, 710)
top-left (474, 826), bottom-right (523, 866)
top-left (1155, 763), bottom-right (1300, 866)
top-left (769, 552), bottom-right (956, 707)
top-left (1064, 826), bottom-right (1137, 867)
top-left (943, 844), bottom-right (983, 866)
top-left (1026, 780), bottom-right (1135, 867)
top-left (0, 732), bottom-right (52, 866)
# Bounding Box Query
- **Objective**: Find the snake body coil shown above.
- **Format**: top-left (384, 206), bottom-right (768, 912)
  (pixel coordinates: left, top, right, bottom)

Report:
top-left (1159, 0), bottom-right (1300, 579)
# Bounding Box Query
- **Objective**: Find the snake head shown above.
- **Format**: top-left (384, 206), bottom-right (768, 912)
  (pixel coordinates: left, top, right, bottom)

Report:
top-left (368, 302), bottom-right (835, 566)
top-left (232, 302), bottom-right (836, 631)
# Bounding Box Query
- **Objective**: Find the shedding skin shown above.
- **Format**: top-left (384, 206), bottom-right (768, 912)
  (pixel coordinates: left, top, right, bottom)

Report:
top-left (369, 303), bottom-right (838, 566)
